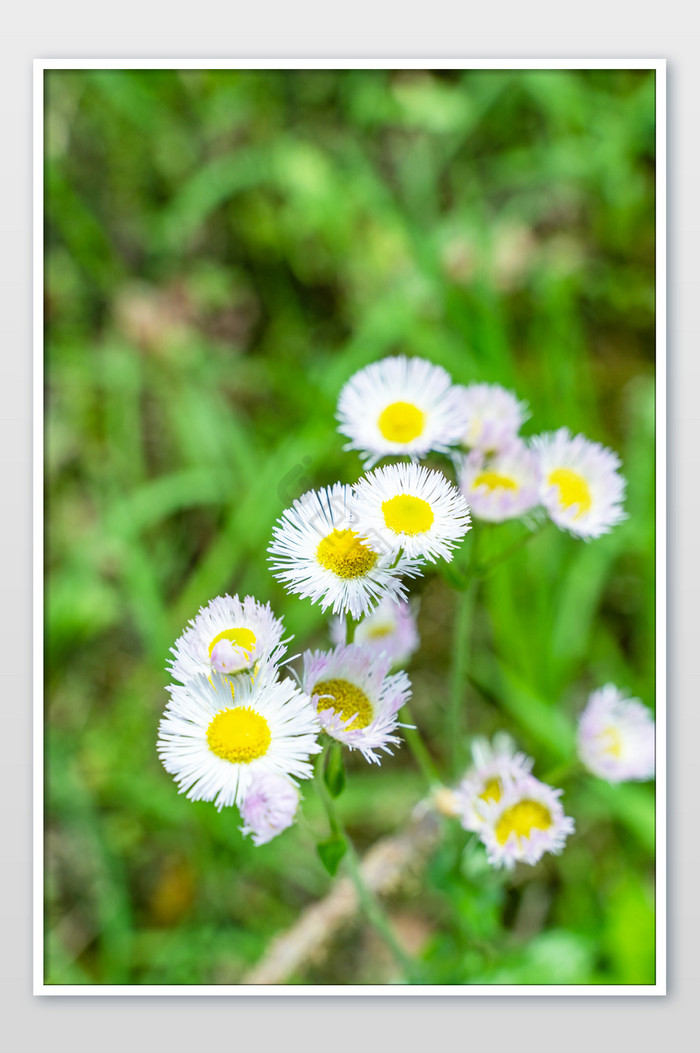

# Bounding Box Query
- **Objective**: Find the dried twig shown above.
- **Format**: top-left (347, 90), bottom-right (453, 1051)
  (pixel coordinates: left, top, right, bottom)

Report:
top-left (242, 806), bottom-right (442, 985)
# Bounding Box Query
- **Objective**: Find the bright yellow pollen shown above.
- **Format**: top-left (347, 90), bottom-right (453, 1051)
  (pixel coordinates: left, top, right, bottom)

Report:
top-left (313, 678), bottom-right (373, 730)
top-left (473, 471), bottom-right (518, 492)
top-left (206, 706), bottom-right (271, 763)
top-left (495, 800), bottom-right (553, 845)
top-left (382, 494), bottom-right (435, 535)
top-left (601, 725), bottom-right (623, 758)
top-left (377, 401), bottom-right (426, 443)
top-left (548, 468), bottom-right (592, 518)
top-left (316, 529), bottom-right (378, 579)
top-left (208, 627), bottom-right (257, 659)
top-left (479, 777), bottom-right (503, 803)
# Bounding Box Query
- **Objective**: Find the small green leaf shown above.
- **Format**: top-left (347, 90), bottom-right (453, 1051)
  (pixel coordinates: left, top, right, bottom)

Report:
top-left (317, 836), bottom-right (347, 876)
top-left (324, 742), bottom-right (346, 798)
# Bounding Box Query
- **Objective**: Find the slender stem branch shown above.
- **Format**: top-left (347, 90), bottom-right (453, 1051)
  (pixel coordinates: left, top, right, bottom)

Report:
top-left (345, 609), bottom-right (354, 645)
top-left (448, 582), bottom-right (476, 779)
top-left (314, 746), bottom-right (421, 982)
top-left (400, 701), bottom-right (442, 788)
top-left (475, 521), bottom-right (550, 580)
top-left (541, 758), bottom-right (581, 785)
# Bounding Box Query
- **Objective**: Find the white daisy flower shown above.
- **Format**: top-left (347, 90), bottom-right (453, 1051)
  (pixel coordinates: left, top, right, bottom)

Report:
top-left (239, 771), bottom-right (301, 846)
top-left (577, 683), bottom-right (655, 783)
top-left (454, 734), bottom-right (534, 833)
top-left (301, 643), bottom-right (411, 764)
top-left (268, 483), bottom-right (421, 620)
top-left (329, 596), bottom-right (419, 668)
top-left (168, 593), bottom-right (287, 683)
top-left (336, 355), bottom-right (467, 467)
top-left (532, 428), bottom-right (626, 539)
top-left (351, 462), bottom-right (472, 564)
top-left (478, 773), bottom-right (575, 870)
top-left (456, 440), bottom-right (541, 522)
top-left (157, 670), bottom-right (322, 811)
top-left (453, 382), bottom-right (529, 453)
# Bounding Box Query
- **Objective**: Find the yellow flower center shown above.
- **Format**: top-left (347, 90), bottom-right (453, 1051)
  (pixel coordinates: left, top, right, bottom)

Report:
top-left (208, 627), bottom-right (257, 659)
top-left (548, 468), bottom-right (592, 518)
top-left (313, 678), bottom-right (373, 730)
top-left (377, 401), bottom-right (426, 443)
top-left (495, 799), bottom-right (553, 845)
top-left (381, 494), bottom-right (435, 535)
top-left (316, 529), bottom-right (378, 579)
top-left (473, 471), bottom-right (518, 492)
top-left (364, 622), bottom-right (394, 640)
top-left (479, 777), bottom-right (503, 803)
top-left (601, 725), bottom-right (623, 757)
top-left (206, 706), bottom-right (271, 763)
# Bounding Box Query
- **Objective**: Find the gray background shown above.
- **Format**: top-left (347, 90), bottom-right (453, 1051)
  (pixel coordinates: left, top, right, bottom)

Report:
top-left (3, 6), bottom-right (696, 1051)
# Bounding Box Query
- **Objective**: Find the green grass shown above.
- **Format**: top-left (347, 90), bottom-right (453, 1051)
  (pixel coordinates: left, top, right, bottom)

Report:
top-left (45, 67), bottom-right (656, 986)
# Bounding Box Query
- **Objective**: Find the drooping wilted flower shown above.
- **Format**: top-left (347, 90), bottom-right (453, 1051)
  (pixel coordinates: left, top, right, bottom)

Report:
top-left (577, 683), bottom-right (655, 782)
top-left (532, 428), bottom-right (626, 539)
top-left (157, 670), bottom-right (321, 811)
top-left (336, 355), bottom-right (468, 467)
top-left (301, 643), bottom-right (411, 764)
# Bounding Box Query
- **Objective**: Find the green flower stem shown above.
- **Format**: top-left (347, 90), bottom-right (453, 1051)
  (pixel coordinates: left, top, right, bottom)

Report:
top-left (400, 701), bottom-right (442, 788)
top-left (541, 758), bottom-right (581, 785)
top-left (314, 747), bottom-right (421, 982)
top-left (475, 521), bottom-right (550, 580)
top-left (448, 581), bottom-right (477, 779)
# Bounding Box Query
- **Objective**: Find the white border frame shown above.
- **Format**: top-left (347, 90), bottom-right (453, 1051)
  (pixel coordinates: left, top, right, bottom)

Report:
top-left (34, 57), bottom-right (666, 996)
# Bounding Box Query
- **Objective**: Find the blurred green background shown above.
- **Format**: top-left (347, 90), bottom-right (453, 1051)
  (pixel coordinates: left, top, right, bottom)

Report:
top-left (45, 68), bottom-right (656, 985)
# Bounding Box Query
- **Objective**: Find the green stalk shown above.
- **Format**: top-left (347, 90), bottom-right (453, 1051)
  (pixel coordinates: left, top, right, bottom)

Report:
top-left (541, 758), bottom-right (581, 785)
top-left (446, 529), bottom-right (481, 777)
top-left (314, 748), bottom-right (421, 983)
top-left (448, 582), bottom-right (476, 779)
top-left (476, 521), bottom-right (550, 580)
top-left (400, 701), bottom-right (442, 788)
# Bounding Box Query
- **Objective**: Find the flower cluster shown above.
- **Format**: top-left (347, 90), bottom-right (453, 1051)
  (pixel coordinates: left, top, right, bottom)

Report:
top-left (268, 466), bottom-right (471, 619)
top-left (158, 587), bottom-right (422, 844)
top-left (336, 355), bottom-right (627, 538)
top-left (453, 736), bottom-right (575, 870)
top-left (156, 353), bottom-right (648, 880)
top-left (159, 595), bottom-right (320, 844)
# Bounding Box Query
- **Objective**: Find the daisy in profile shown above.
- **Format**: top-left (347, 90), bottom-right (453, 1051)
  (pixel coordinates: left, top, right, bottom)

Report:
top-left (577, 683), bottom-right (655, 782)
top-left (301, 643), bottom-right (412, 764)
top-left (532, 428), bottom-right (626, 539)
top-left (453, 382), bottom-right (528, 453)
top-left (454, 733), bottom-right (534, 833)
top-left (351, 462), bottom-right (471, 564)
top-left (239, 772), bottom-right (300, 846)
top-left (268, 483), bottom-right (420, 619)
top-left (457, 440), bottom-right (541, 523)
top-left (168, 594), bottom-right (287, 684)
top-left (336, 355), bottom-right (467, 467)
top-left (157, 670), bottom-right (321, 811)
top-left (329, 596), bottom-right (419, 668)
top-left (478, 773), bottom-right (575, 870)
